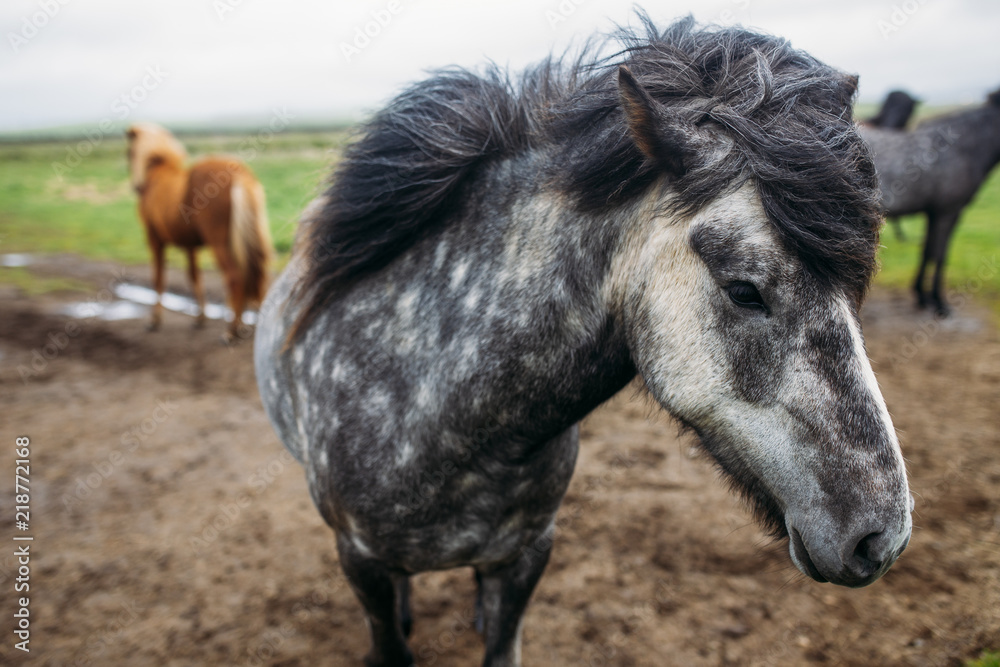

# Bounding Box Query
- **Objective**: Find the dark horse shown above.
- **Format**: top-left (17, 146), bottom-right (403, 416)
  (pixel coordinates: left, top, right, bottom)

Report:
top-left (864, 90), bottom-right (920, 241)
top-left (256, 17), bottom-right (912, 667)
top-left (860, 89), bottom-right (1000, 315)
top-left (865, 90), bottom-right (919, 130)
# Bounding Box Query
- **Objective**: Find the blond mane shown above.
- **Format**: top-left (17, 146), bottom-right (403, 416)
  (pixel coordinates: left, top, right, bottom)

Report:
top-left (125, 122), bottom-right (188, 192)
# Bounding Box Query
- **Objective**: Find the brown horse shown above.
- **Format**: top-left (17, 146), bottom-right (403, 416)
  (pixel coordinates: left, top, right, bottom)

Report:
top-left (125, 123), bottom-right (272, 341)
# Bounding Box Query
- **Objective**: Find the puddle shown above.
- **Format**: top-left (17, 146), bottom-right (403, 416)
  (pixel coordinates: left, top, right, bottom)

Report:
top-left (58, 283), bottom-right (257, 324)
top-left (1, 254), bottom-right (33, 267)
top-left (60, 300), bottom-right (149, 321)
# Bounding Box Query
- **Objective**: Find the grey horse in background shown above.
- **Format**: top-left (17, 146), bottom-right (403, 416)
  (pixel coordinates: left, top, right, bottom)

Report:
top-left (863, 90), bottom-right (920, 241)
top-left (256, 16), bottom-right (912, 667)
top-left (860, 89), bottom-right (1000, 315)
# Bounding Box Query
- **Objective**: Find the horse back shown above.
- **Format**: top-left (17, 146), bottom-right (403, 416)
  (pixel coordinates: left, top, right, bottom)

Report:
top-left (138, 164), bottom-right (196, 245)
top-left (179, 158), bottom-right (251, 247)
top-left (863, 105), bottom-right (1000, 216)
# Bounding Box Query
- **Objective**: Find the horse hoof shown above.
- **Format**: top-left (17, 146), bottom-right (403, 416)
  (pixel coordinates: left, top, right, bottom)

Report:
top-left (934, 304), bottom-right (951, 318)
top-left (192, 318), bottom-right (206, 330)
top-left (146, 321), bottom-right (160, 332)
top-left (220, 332), bottom-right (236, 345)
top-left (363, 651), bottom-right (414, 667)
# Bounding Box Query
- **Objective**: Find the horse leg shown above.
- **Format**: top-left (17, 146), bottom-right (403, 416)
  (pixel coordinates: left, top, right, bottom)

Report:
top-left (148, 239), bottom-right (165, 331)
top-left (889, 216), bottom-right (906, 242)
top-left (913, 210), bottom-right (937, 310)
top-left (225, 264), bottom-right (247, 342)
top-left (476, 527), bottom-right (554, 667)
top-left (929, 210), bottom-right (961, 317)
top-left (474, 569), bottom-right (485, 634)
top-left (395, 575), bottom-right (412, 638)
top-left (337, 536), bottom-right (414, 667)
top-left (211, 245), bottom-right (244, 344)
top-left (186, 247), bottom-right (206, 329)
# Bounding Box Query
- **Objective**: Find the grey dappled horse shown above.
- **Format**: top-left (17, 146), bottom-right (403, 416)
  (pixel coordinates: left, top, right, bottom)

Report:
top-left (255, 17), bottom-right (912, 667)
top-left (860, 89), bottom-right (1000, 315)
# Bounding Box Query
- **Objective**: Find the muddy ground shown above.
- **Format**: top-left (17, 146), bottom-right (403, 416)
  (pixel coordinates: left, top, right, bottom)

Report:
top-left (0, 255), bottom-right (998, 667)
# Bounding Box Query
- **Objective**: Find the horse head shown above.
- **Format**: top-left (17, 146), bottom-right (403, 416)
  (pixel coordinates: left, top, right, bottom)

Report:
top-left (124, 122), bottom-right (187, 195)
top-left (611, 64), bottom-right (912, 588)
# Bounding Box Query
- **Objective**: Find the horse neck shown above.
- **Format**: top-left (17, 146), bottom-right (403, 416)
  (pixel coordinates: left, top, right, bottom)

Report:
top-left (413, 166), bottom-right (640, 440)
top-left (142, 160), bottom-right (187, 201)
top-left (984, 106), bottom-right (1000, 169)
top-left (953, 105), bottom-right (1000, 173)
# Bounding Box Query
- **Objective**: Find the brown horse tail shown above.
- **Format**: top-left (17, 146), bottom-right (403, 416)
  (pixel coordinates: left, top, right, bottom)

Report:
top-left (230, 174), bottom-right (273, 303)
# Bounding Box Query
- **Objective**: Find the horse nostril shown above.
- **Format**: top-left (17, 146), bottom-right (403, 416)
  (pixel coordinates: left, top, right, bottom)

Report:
top-left (850, 531), bottom-right (884, 578)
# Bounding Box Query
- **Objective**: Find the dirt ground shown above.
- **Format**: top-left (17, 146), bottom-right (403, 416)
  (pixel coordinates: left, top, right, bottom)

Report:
top-left (1, 255), bottom-right (998, 667)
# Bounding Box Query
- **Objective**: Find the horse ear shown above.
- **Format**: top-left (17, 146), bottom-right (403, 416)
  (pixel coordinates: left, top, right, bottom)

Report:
top-left (842, 74), bottom-right (859, 98)
top-left (618, 65), bottom-right (688, 177)
top-left (988, 88), bottom-right (1000, 107)
top-left (125, 127), bottom-right (137, 141)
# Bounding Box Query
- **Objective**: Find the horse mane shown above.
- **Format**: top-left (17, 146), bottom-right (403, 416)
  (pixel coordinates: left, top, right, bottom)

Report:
top-left (290, 14), bottom-right (880, 339)
top-left (126, 123), bottom-right (187, 188)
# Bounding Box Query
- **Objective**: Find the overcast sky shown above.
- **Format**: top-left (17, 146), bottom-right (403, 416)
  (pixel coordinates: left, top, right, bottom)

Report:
top-left (1, 0), bottom-right (999, 132)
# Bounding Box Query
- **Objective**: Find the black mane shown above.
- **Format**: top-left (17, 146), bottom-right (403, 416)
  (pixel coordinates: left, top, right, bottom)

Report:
top-left (292, 14), bottom-right (881, 334)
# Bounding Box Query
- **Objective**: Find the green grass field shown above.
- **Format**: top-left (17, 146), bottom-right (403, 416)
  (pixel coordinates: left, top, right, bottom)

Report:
top-left (968, 651), bottom-right (1000, 667)
top-left (0, 127), bottom-right (998, 320)
top-left (0, 130), bottom-right (348, 270)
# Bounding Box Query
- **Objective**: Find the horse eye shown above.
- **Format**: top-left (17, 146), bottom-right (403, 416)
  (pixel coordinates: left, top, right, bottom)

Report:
top-left (726, 281), bottom-right (767, 311)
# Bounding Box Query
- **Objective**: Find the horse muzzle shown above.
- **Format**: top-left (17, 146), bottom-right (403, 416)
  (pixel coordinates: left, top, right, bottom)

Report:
top-left (785, 501), bottom-right (912, 588)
